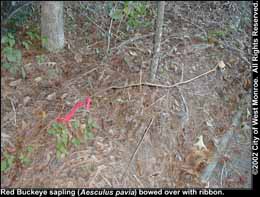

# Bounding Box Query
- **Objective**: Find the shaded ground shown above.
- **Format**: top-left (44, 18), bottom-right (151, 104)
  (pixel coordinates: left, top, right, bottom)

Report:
top-left (1, 1), bottom-right (252, 188)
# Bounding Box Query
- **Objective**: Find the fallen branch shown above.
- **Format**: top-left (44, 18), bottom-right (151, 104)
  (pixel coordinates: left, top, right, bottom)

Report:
top-left (112, 33), bottom-right (154, 51)
top-left (111, 65), bottom-right (217, 89)
top-left (120, 118), bottom-right (154, 183)
top-left (200, 110), bottom-right (242, 183)
top-left (93, 65), bottom-right (218, 97)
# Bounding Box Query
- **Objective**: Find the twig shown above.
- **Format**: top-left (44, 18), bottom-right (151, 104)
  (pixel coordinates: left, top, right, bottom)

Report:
top-left (7, 96), bottom-right (17, 126)
top-left (139, 67), bottom-right (142, 92)
top-left (133, 174), bottom-right (145, 187)
top-left (82, 67), bottom-right (98, 77)
top-left (64, 67), bottom-right (97, 88)
top-left (93, 65), bottom-right (217, 97)
top-left (85, 12), bottom-right (121, 41)
top-left (116, 14), bottom-right (124, 35)
top-left (201, 111), bottom-right (242, 182)
top-left (112, 33), bottom-right (154, 51)
top-left (144, 95), bottom-right (166, 111)
top-left (120, 118), bottom-right (154, 183)
top-left (181, 17), bottom-right (208, 38)
top-left (107, 4), bottom-right (117, 54)
top-left (220, 161), bottom-right (226, 187)
top-left (177, 63), bottom-right (189, 129)
top-left (111, 65), bottom-right (217, 90)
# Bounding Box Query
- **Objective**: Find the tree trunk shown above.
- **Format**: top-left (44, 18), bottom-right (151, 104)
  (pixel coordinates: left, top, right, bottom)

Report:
top-left (41, 1), bottom-right (64, 51)
top-left (149, 1), bottom-right (165, 82)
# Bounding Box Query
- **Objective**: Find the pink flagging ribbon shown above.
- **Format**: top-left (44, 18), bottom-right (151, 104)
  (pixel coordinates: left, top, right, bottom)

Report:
top-left (56, 97), bottom-right (92, 123)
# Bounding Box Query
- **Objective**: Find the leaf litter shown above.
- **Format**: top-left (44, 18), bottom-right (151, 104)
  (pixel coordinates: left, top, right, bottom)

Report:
top-left (1, 1), bottom-right (252, 188)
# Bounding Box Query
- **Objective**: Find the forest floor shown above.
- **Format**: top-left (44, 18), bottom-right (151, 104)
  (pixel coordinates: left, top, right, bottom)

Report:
top-left (1, 1), bottom-right (252, 188)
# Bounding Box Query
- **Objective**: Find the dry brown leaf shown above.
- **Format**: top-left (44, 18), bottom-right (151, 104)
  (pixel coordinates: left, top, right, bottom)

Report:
top-left (46, 92), bottom-right (56, 101)
top-left (243, 79), bottom-right (251, 91)
top-left (217, 60), bottom-right (226, 69)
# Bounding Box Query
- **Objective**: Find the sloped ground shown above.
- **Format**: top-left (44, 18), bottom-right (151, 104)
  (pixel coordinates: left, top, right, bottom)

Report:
top-left (1, 1), bottom-right (252, 188)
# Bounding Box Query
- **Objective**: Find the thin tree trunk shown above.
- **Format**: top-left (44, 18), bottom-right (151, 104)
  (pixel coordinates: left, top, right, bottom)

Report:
top-left (150, 1), bottom-right (165, 82)
top-left (41, 1), bottom-right (64, 51)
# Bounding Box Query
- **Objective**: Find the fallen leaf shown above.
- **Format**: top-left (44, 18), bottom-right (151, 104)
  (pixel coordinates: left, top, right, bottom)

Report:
top-left (243, 79), bottom-right (251, 91)
top-left (194, 135), bottom-right (207, 150)
top-left (217, 60), bottom-right (226, 69)
top-left (34, 77), bottom-right (42, 82)
top-left (38, 111), bottom-right (47, 119)
top-left (46, 92), bottom-right (56, 101)
top-left (9, 79), bottom-right (22, 87)
top-left (61, 93), bottom-right (68, 100)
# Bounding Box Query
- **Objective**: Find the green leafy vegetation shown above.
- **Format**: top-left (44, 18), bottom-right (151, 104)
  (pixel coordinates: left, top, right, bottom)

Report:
top-left (19, 145), bottom-right (33, 166)
top-left (36, 55), bottom-right (46, 64)
top-left (110, 1), bottom-right (151, 31)
top-left (83, 117), bottom-right (98, 140)
top-left (1, 33), bottom-right (23, 76)
top-left (1, 28), bottom-right (48, 78)
top-left (48, 122), bottom-right (69, 159)
top-left (47, 116), bottom-right (98, 159)
top-left (1, 145), bottom-right (34, 172)
top-left (1, 152), bottom-right (15, 173)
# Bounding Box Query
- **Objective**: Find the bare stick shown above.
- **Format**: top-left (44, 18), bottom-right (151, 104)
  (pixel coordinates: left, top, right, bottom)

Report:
top-left (112, 65), bottom-right (217, 89)
top-left (7, 96), bottom-right (17, 126)
top-left (93, 65), bottom-right (218, 97)
top-left (201, 111), bottom-right (242, 182)
top-left (107, 4), bottom-right (117, 54)
top-left (177, 63), bottom-right (189, 129)
top-left (112, 33), bottom-right (154, 51)
top-left (120, 118), bottom-right (154, 183)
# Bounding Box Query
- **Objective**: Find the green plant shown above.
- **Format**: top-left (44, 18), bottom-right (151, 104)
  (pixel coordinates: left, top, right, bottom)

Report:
top-left (36, 55), bottom-right (46, 64)
top-left (18, 145), bottom-right (33, 166)
top-left (22, 40), bottom-right (32, 50)
top-left (48, 117), bottom-right (98, 159)
top-left (207, 29), bottom-right (228, 40)
top-left (26, 30), bottom-right (40, 40)
top-left (1, 33), bottom-right (24, 76)
top-left (19, 154), bottom-right (31, 165)
top-left (41, 36), bottom-right (48, 46)
top-left (110, 1), bottom-right (151, 30)
top-left (1, 152), bottom-right (15, 172)
top-left (48, 122), bottom-right (69, 159)
top-left (71, 137), bottom-right (81, 147)
top-left (83, 117), bottom-right (98, 140)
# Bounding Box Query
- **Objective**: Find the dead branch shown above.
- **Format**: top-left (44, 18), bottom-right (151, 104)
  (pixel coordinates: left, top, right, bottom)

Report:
top-left (93, 65), bottom-right (217, 97)
top-left (113, 65), bottom-right (217, 89)
top-left (120, 118), bottom-right (154, 183)
top-left (112, 33), bottom-right (154, 51)
top-left (200, 110), bottom-right (242, 183)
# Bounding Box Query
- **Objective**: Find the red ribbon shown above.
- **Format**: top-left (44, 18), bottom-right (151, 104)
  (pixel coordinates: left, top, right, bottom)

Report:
top-left (56, 97), bottom-right (92, 123)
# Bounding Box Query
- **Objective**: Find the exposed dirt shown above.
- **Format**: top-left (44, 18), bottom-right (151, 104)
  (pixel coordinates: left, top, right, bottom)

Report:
top-left (1, 1), bottom-right (252, 188)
